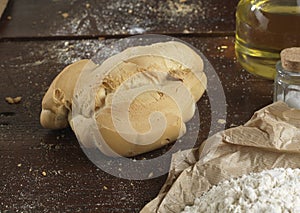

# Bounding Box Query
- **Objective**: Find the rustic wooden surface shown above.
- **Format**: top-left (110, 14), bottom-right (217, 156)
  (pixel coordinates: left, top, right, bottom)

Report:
top-left (0, 0), bottom-right (239, 38)
top-left (0, 0), bottom-right (273, 212)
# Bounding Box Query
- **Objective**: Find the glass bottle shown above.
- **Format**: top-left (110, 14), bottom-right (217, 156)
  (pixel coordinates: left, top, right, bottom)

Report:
top-left (274, 48), bottom-right (300, 109)
top-left (235, 0), bottom-right (300, 79)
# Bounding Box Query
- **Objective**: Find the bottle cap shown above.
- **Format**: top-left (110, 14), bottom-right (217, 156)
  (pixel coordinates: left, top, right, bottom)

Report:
top-left (280, 47), bottom-right (300, 72)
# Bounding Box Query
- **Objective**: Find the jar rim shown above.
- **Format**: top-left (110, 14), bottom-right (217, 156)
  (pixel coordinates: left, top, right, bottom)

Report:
top-left (276, 61), bottom-right (300, 77)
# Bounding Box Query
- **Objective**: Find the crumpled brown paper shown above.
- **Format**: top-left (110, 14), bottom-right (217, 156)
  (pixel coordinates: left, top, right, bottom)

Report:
top-left (141, 102), bottom-right (300, 213)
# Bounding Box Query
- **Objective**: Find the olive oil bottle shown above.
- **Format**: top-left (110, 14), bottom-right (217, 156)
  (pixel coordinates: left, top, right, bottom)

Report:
top-left (235, 0), bottom-right (300, 79)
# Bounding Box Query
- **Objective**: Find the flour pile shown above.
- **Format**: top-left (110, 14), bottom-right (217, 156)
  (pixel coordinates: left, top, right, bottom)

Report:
top-left (182, 168), bottom-right (300, 213)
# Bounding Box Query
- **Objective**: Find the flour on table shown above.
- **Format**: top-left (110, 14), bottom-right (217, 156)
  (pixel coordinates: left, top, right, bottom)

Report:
top-left (182, 168), bottom-right (300, 213)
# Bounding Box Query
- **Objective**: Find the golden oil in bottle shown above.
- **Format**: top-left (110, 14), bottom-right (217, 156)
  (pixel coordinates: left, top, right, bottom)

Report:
top-left (235, 0), bottom-right (300, 79)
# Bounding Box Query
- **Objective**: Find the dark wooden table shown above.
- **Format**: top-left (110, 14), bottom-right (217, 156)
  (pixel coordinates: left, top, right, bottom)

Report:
top-left (0, 0), bottom-right (273, 212)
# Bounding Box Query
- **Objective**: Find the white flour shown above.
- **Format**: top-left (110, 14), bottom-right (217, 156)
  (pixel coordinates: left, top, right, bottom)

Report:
top-left (182, 168), bottom-right (300, 213)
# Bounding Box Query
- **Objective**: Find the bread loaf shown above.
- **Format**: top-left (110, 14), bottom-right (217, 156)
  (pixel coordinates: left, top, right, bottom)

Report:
top-left (41, 41), bottom-right (207, 157)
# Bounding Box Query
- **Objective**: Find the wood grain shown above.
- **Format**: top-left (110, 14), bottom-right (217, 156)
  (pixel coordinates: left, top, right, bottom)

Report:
top-left (0, 0), bottom-right (238, 39)
top-left (0, 36), bottom-right (273, 212)
top-left (0, 0), bottom-right (275, 212)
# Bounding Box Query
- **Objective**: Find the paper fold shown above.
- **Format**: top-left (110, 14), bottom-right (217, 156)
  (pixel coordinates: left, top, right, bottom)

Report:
top-left (141, 102), bottom-right (300, 213)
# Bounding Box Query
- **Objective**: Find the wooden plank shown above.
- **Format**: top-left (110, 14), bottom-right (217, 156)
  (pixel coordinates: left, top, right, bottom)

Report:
top-left (0, 0), bottom-right (239, 39)
top-left (0, 36), bottom-right (273, 212)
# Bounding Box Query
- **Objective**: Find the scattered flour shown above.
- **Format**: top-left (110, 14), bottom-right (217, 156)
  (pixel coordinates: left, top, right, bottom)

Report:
top-left (182, 168), bottom-right (300, 213)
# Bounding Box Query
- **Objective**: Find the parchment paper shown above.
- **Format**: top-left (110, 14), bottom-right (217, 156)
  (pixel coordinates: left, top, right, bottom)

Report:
top-left (141, 101), bottom-right (300, 213)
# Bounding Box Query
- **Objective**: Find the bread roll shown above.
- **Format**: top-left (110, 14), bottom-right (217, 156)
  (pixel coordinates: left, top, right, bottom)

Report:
top-left (40, 41), bottom-right (207, 157)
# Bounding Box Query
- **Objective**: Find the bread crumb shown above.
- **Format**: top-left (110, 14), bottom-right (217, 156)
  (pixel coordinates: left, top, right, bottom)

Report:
top-left (217, 119), bottom-right (226, 124)
top-left (17, 163), bottom-right (22, 167)
top-left (13, 96), bottom-right (22, 103)
top-left (42, 171), bottom-right (47, 176)
top-left (148, 172), bottom-right (154, 178)
top-left (183, 29), bottom-right (190, 33)
top-left (5, 96), bottom-right (22, 104)
top-left (103, 186), bottom-right (108, 190)
top-left (62, 13), bottom-right (69, 18)
top-left (217, 46), bottom-right (228, 52)
top-left (5, 97), bottom-right (14, 104)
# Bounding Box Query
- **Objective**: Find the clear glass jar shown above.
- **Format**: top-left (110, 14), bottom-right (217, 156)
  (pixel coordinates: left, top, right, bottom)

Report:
top-left (235, 0), bottom-right (300, 79)
top-left (274, 62), bottom-right (300, 109)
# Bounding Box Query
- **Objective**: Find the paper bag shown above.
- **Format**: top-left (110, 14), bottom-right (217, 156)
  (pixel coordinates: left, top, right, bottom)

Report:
top-left (141, 102), bottom-right (300, 213)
